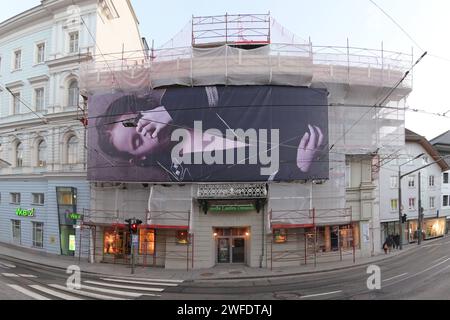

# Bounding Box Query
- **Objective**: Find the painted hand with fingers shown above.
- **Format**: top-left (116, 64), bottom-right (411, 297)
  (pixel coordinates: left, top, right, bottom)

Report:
top-left (136, 106), bottom-right (173, 140)
top-left (297, 125), bottom-right (324, 173)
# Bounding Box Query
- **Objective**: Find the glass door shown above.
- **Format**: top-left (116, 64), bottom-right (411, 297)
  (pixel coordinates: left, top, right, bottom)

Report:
top-left (232, 238), bottom-right (245, 263)
top-left (217, 238), bottom-right (231, 263)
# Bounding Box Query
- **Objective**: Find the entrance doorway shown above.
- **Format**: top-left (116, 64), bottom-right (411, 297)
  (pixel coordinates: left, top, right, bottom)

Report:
top-left (215, 228), bottom-right (248, 264)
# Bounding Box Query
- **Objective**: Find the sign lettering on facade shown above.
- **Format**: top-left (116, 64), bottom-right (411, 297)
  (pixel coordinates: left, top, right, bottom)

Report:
top-left (209, 204), bottom-right (256, 212)
top-left (16, 208), bottom-right (36, 217)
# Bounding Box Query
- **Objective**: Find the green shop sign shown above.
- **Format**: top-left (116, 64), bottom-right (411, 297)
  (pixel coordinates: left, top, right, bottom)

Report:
top-left (209, 204), bottom-right (256, 212)
top-left (16, 208), bottom-right (36, 217)
top-left (68, 213), bottom-right (82, 220)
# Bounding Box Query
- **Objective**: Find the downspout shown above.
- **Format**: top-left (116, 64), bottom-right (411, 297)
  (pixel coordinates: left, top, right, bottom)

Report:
top-left (260, 202), bottom-right (265, 268)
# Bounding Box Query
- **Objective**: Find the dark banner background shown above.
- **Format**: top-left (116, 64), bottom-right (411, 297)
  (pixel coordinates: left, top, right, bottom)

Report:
top-left (88, 86), bottom-right (329, 183)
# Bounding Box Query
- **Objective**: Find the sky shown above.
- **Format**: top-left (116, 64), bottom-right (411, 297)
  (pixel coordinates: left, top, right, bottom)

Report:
top-left (1, 0), bottom-right (450, 140)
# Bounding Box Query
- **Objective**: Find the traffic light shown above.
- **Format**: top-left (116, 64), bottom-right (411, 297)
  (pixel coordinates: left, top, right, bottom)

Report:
top-left (125, 218), bottom-right (143, 234)
top-left (402, 214), bottom-right (407, 223)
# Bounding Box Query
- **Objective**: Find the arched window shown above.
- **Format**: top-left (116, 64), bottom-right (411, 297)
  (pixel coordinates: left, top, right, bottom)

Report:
top-left (67, 136), bottom-right (79, 164)
top-left (16, 142), bottom-right (23, 167)
top-left (68, 80), bottom-right (79, 107)
top-left (37, 140), bottom-right (47, 167)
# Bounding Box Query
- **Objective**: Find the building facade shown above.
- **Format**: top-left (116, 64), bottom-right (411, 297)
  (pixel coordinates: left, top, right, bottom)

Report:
top-left (82, 14), bottom-right (413, 269)
top-left (0, 0), bottom-right (145, 256)
top-left (430, 130), bottom-right (450, 235)
top-left (379, 129), bottom-right (449, 247)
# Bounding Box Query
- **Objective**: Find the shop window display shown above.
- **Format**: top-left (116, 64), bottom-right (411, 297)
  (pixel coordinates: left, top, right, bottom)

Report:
top-left (273, 229), bottom-right (287, 244)
top-left (139, 229), bottom-right (155, 255)
top-left (176, 230), bottom-right (189, 245)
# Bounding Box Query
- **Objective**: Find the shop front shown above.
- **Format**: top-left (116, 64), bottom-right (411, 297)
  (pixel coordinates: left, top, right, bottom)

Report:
top-left (56, 187), bottom-right (78, 256)
top-left (214, 227), bottom-right (249, 264)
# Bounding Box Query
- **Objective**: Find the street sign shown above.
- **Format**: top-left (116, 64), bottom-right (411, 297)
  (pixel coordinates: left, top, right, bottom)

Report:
top-left (132, 234), bottom-right (139, 246)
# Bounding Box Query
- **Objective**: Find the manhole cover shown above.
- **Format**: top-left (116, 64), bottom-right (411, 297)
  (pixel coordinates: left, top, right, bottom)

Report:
top-left (200, 273), bottom-right (214, 277)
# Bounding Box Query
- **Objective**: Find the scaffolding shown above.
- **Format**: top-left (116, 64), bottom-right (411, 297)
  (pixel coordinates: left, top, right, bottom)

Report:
top-left (268, 208), bottom-right (356, 270)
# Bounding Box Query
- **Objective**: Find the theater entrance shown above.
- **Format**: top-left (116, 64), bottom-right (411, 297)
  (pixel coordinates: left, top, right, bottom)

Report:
top-left (215, 228), bottom-right (248, 264)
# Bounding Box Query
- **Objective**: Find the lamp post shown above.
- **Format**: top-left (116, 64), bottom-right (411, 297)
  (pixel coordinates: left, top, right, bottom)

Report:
top-left (398, 153), bottom-right (424, 250)
top-left (398, 154), bottom-right (450, 250)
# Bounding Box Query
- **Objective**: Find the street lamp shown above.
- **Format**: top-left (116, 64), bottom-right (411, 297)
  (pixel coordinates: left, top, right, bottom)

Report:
top-left (398, 153), bottom-right (424, 250)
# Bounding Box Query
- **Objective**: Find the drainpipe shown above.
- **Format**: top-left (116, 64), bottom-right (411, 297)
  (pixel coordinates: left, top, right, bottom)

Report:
top-left (260, 202), bottom-right (266, 268)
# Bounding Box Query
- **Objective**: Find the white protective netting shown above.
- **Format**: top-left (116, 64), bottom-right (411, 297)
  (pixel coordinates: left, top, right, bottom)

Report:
top-left (81, 15), bottom-right (412, 231)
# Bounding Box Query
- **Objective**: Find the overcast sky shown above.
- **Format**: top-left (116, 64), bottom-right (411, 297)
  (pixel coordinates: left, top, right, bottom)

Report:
top-left (1, 0), bottom-right (450, 140)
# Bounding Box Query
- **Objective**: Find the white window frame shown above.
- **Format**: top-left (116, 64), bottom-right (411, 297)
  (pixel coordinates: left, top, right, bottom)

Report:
top-left (409, 198), bottom-right (416, 210)
top-left (345, 163), bottom-right (351, 188)
top-left (390, 199), bottom-right (398, 212)
top-left (408, 176), bottom-right (415, 188)
top-left (12, 91), bottom-right (21, 115)
top-left (32, 193), bottom-right (45, 206)
top-left (12, 49), bottom-right (22, 71)
top-left (67, 135), bottom-right (79, 164)
top-left (429, 197), bottom-right (435, 209)
top-left (12, 220), bottom-right (21, 245)
top-left (10, 193), bottom-right (21, 205)
top-left (390, 176), bottom-right (398, 189)
top-left (34, 87), bottom-right (45, 112)
top-left (37, 139), bottom-right (47, 167)
top-left (429, 175), bottom-right (435, 187)
top-left (443, 195), bottom-right (449, 207)
top-left (444, 173), bottom-right (449, 184)
top-left (35, 42), bottom-right (46, 64)
top-left (32, 222), bottom-right (44, 248)
top-left (69, 31), bottom-right (79, 54)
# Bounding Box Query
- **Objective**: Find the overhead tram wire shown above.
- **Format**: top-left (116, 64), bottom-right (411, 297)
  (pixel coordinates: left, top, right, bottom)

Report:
top-left (328, 50), bottom-right (427, 152)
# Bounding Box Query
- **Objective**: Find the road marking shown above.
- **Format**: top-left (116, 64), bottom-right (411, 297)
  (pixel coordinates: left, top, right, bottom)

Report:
top-left (105, 276), bottom-right (184, 283)
top-left (84, 281), bottom-right (164, 292)
top-left (30, 285), bottom-right (83, 300)
top-left (430, 256), bottom-right (448, 264)
top-left (80, 284), bottom-right (147, 298)
top-left (382, 273), bottom-right (408, 282)
top-left (48, 284), bottom-right (128, 300)
top-left (300, 290), bottom-right (342, 299)
top-left (18, 274), bottom-right (37, 278)
top-left (0, 262), bottom-right (16, 268)
top-left (1, 273), bottom-right (19, 277)
top-left (8, 285), bottom-right (50, 300)
top-left (100, 278), bottom-right (179, 287)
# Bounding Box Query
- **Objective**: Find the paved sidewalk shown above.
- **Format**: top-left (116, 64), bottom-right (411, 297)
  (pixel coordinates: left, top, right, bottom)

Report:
top-left (0, 239), bottom-right (441, 282)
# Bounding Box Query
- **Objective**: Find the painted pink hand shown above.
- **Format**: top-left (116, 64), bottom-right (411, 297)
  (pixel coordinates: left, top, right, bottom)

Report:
top-left (297, 125), bottom-right (324, 173)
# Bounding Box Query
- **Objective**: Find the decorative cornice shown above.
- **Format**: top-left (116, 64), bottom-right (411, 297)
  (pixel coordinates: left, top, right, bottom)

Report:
top-left (5, 80), bottom-right (25, 90)
top-left (28, 75), bottom-right (50, 85)
top-left (47, 53), bottom-right (92, 68)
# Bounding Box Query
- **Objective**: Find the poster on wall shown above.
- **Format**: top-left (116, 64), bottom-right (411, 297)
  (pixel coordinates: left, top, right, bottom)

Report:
top-left (88, 86), bottom-right (329, 183)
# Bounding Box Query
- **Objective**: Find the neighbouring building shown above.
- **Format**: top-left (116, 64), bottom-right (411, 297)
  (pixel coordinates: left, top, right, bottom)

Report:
top-left (379, 129), bottom-right (449, 246)
top-left (81, 13), bottom-right (413, 269)
top-left (430, 130), bottom-right (450, 235)
top-left (0, 0), bottom-right (145, 256)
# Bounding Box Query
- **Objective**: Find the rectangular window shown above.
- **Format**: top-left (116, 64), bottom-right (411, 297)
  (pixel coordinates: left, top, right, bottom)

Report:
top-left (35, 88), bottom-right (44, 111)
top-left (429, 175), bottom-right (435, 187)
top-left (14, 50), bottom-right (21, 70)
top-left (274, 229), bottom-right (287, 244)
top-left (408, 176), bottom-right (415, 188)
top-left (32, 193), bottom-right (45, 206)
top-left (444, 173), bottom-right (449, 184)
top-left (390, 199), bottom-right (398, 211)
top-left (10, 193), bottom-right (21, 204)
top-left (409, 198), bottom-right (416, 210)
top-left (430, 197), bottom-right (436, 209)
top-left (69, 32), bottom-right (79, 53)
top-left (176, 230), bottom-right (189, 245)
top-left (32, 222), bottom-right (44, 248)
top-left (443, 195), bottom-right (449, 207)
top-left (57, 189), bottom-right (75, 205)
top-left (390, 176), bottom-right (398, 189)
top-left (13, 93), bottom-right (21, 114)
top-left (12, 220), bottom-right (21, 244)
top-left (139, 229), bottom-right (155, 255)
top-left (36, 43), bottom-right (45, 64)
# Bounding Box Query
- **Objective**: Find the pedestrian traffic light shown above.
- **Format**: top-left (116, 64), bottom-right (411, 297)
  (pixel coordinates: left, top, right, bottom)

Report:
top-left (402, 214), bottom-right (407, 223)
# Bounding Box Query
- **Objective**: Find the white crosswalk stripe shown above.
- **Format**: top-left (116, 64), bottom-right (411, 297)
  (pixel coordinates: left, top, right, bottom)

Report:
top-left (2, 273), bottom-right (20, 277)
top-left (18, 274), bottom-right (37, 278)
top-left (104, 276), bottom-right (184, 284)
top-left (99, 278), bottom-right (179, 287)
top-left (80, 284), bottom-right (147, 298)
top-left (48, 284), bottom-right (128, 300)
top-left (7, 285), bottom-right (50, 300)
top-left (0, 262), bottom-right (16, 268)
top-left (84, 280), bottom-right (165, 292)
top-left (30, 285), bottom-right (83, 300)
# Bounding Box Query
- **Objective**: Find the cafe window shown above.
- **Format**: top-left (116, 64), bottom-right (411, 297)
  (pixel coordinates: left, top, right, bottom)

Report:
top-left (273, 229), bottom-right (287, 244)
top-left (139, 229), bottom-right (155, 255)
top-left (57, 188), bottom-right (76, 205)
top-left (176, 230), bottom-right (189, 245)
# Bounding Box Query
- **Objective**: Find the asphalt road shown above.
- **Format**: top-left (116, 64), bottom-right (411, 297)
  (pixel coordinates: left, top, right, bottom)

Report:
top-left (1, 236), bottom-right (450, 300)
